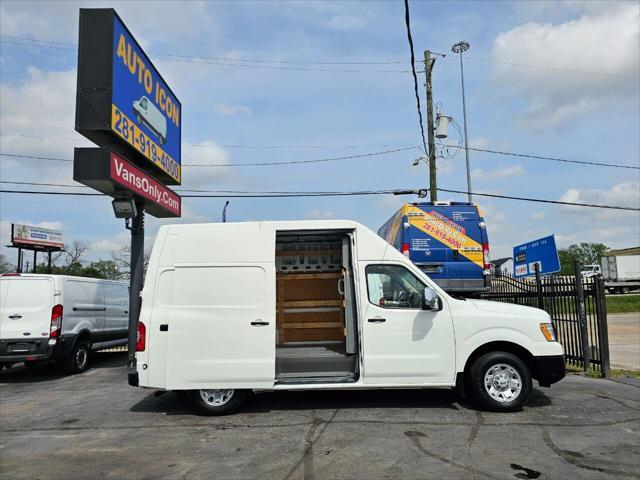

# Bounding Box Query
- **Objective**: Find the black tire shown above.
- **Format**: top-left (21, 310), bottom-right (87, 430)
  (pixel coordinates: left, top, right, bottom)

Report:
top-left (621, 287), bottom-right (630, 294)
top-left (467, 351), bottom-right (532, 412)
top-left (188, 389), bottom-right (248, 416)
top-left (64, 339), bottom-right (91, 374)
top-left (136, 114), bottom-right (142, 124)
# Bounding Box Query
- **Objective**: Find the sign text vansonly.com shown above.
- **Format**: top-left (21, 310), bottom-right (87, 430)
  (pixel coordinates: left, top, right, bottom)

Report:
top-left (110, 153), bottom-right (181, 216)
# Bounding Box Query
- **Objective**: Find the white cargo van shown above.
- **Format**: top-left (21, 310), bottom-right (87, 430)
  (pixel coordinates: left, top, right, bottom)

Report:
top-left (131, 221), bottom-right (565, 414)
top-left (132, 96), bottom-right (167, 145)
top-left (0, 274), bottom-right (129, 373)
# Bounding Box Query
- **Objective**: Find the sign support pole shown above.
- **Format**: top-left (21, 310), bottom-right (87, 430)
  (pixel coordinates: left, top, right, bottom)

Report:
top-left (127, 199), bottom-right (145, 369)
top-left (48, 252), bottom-right (52, 274)
top-left (16, 247), bottom-right (22, 273)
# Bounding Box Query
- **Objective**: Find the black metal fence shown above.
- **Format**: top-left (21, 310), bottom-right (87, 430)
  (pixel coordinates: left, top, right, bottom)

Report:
top-left (481, 267), bottom-right (610, 377)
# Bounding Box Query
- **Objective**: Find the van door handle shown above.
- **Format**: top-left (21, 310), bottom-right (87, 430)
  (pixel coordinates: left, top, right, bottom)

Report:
top-left (159, 324), bottom-right (169, 331)
top-left (368, 318), bottom-right (386, 323)
top-left (251, 321), bottom-right (270, 326)
top-left (8, 314), bottom-right (22, 320)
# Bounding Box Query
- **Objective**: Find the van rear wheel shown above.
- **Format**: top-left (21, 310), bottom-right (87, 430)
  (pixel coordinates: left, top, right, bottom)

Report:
top-left (189, 389), bottom-right (248, 416)
top-left (64, 339), bottom-right (91, 374)
top-left (468, 351), bottom-right (532, 412)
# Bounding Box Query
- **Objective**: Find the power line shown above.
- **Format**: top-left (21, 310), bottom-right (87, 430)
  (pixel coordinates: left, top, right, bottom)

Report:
top-left (0, 133), bottom-right (415, 150)
top-left (0, 34), bottom-right (405, 65)
top-left (2, 34), bottom-right (636, 79)
top-left (1, 185), bottom-right (638, 211)
top-left (402, 0), bottom-right (428, 156)
top-left (0, 147), bottom-right (419, 167)
top-left (443, 145), bottom-right (640, 170)
top-left (0, 36), bottom-right (411, 74)
top-left (437, 187), bottom-right (640, 211)
top-left (3, 144), bottom-right (637, 170)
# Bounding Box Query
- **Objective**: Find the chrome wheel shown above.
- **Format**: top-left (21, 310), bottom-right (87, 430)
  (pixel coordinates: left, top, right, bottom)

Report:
top-left (484, 363), bottom-right (522, 403)
top-left (199, 389), bottom-right (234, 407)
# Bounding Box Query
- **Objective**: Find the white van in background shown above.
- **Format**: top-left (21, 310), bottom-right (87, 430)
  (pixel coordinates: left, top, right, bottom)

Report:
top-left (131, 221), bottom-right (566, 415)
top-left (0, 274), bottom-right (129, 374)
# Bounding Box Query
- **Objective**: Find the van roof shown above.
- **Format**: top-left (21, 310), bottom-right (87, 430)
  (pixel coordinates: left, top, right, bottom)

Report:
top-left (161, 219), bottom-right (365, 232)
top-left (0, 273), bottom-right (126, 284)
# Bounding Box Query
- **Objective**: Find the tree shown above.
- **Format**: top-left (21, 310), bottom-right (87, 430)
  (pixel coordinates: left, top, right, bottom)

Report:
top-left (112, 244), bottom-right (150, 280)
top-left (51, 240), bottom-right (90, 274)
top-left (86, 260), bottom-right (120, 280)
top-left (0, 254), bottom-right (14, 273)
top-left (558, 243), bottom-right (609, 275)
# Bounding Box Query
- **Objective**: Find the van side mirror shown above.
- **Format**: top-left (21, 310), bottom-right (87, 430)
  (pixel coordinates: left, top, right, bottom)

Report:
top-left (422, 287), bottom-right (440, 311)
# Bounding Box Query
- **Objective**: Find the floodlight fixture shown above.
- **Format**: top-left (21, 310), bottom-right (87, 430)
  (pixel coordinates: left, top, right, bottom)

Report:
top-left (112, 198), bottom-right (138, 219)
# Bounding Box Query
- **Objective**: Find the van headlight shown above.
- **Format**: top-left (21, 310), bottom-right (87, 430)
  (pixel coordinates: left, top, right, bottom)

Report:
top-left (539, 323), bottom-right (557, 342)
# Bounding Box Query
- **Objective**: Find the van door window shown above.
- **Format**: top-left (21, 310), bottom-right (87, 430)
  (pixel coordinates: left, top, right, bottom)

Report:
top-left (366, 265), bottom-right (424, 309)
top-left (140, 97), bottom-right (148, 110)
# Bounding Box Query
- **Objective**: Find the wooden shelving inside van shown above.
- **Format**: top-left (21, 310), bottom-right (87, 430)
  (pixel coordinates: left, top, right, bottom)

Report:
top-left (276, 270), bottom-right (345, 345)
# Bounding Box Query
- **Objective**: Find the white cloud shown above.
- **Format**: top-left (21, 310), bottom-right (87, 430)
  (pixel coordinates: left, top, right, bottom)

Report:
top-left (214, 103), bottom-right (252, 116)
top-left (558, 181), bottom-right (640, 213)
top-left (532, 211), bottom-right (545, 221)
top-left (472, 164), bottom-right (524, 181)
top-left (555, 182), bottom-right (640, 248)
top-left (491, 3), bottom-right (640, 129)
top-left (181, 141), bottom-right (232, 188)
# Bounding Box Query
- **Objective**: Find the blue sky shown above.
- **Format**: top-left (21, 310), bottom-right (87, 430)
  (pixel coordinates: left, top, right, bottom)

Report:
top-left (1, 0), bottom-right (639, 266)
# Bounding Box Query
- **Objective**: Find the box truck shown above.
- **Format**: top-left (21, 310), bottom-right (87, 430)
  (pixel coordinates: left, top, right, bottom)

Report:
top-left (130, 220), bottom-right (565, 415)
top-left (378, 202), bottom-right (491, 294)
top-left (0, 274), bottom-right (129, 373)
top-left (601, 249), bottom-right (640, 294)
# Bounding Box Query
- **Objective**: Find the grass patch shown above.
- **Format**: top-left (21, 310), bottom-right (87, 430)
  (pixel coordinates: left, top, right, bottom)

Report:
top-left (606, 295), bottom-right (640, 314)
top-left (610, 368), bottom-right (640, 379)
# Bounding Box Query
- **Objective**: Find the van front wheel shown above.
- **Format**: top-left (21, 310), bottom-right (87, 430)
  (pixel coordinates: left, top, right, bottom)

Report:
top-left (189, 389), bottom-right (248, 416)
top-left (468, 351), bottom-right (532, 412)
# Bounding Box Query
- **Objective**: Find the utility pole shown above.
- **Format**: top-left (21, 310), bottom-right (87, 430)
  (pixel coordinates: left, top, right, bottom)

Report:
top-left (127, 199), bottom-right (145, 369)
top-left (424, 50), bottom-right (437, 202)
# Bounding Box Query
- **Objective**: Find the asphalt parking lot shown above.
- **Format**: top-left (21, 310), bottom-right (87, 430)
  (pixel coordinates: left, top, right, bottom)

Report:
top-left (1, 353), bottom-right (639, 480)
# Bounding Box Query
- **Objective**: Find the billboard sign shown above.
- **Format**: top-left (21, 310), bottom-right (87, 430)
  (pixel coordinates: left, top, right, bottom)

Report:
top-left (76, 9), bottom-right (181, 185)
top-left (12, 224), bottom-right (64, 249)
top-left (74, 148), bottom-right (181, 218)
top-left (513, 235), bottom-right (560, 278)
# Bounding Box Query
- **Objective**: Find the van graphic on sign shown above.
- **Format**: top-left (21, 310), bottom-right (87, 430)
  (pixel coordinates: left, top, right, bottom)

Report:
top-left (132, 96), bottom-right (167, 145)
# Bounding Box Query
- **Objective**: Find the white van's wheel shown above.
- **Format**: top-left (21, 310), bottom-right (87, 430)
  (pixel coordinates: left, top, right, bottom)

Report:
top-left (468, 352), bottom-right (532, 412)
top-left (136, 114), bottom-right (142, 124)
top-left (189, 389), bottom-right (248, 416)
top-left (64, 339), bottom-right (91, 374)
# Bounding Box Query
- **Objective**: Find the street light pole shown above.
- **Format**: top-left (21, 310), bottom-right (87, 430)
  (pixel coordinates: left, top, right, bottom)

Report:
top-left (452, 40), bottom-right (472, 203)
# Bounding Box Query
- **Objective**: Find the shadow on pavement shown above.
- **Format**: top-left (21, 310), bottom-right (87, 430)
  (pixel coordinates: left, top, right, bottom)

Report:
top-left (130, 387), bottom-right (552, 415)
top-left (0, 351), bottom-right (127, 384)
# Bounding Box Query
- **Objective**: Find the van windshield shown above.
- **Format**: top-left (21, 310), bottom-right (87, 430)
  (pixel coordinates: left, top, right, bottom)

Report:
top-left (140, 97), bottom-right (148, 109)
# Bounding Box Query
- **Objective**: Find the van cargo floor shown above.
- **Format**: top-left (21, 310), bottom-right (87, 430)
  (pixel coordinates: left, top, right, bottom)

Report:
top-left (276, 344), bottom-right (356, 377)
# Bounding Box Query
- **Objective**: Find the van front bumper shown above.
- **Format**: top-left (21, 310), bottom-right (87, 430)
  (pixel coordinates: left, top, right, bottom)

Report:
top-left (534, 354), bottom-right (566, 387)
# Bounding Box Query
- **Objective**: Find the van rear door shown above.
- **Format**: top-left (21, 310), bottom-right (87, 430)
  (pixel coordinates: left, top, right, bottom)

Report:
top-left (0, 276), bottom-right (54, 340)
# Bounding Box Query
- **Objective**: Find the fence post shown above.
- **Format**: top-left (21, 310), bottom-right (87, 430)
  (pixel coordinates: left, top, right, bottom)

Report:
top-left (595, 277), bottom-right (611, 378)
top-left (574, 260), bottom-right (590, 371)
top-left (534, 263), bottom-right (544, 310)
